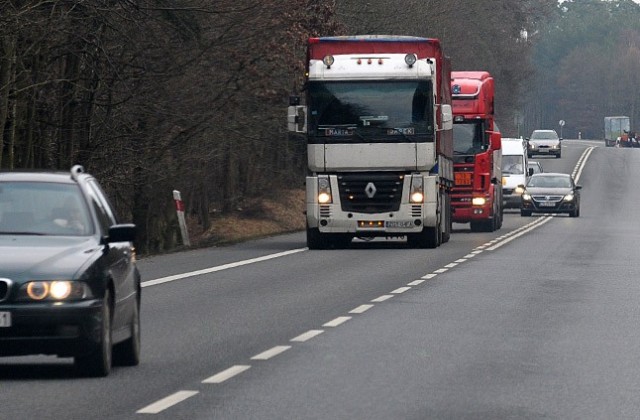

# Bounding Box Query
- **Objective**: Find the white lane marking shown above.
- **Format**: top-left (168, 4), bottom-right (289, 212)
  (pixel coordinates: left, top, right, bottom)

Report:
top-left (573, 146), bottom-right (595, 182)
top-left (454, 259), bottom-right (467, 263)
top-left (407, 279), bottom-right (425, 286)
top-left (141, 248), bottom-right (307, 288)
top-left (463, 254), bottom-right (476, 258)
top-left (323, 316), bottom-right (351, 327)
top-left (471, 250), bottom-right (483, 254)
top-left (434, 268), bottom-right (448, 273)
top-left (444, 263), bottom-right (458, 268)
top-left (422, 274), bottom-right (438, 279)
top-left (202, 365), bottom-right (251, 384)
top-left (251, 345), bottom-right (291, 360)
top-left (350, 304), bottom-right (374, 314)
top-left (136, 390), bottom-right (199, 414)
top-left (487, 216), bottom-right (553, 251)
top-left (371, 295), bottom-right (394, 302)
top-left (391, 286), bottom-right (411, 294)
top-left (291, 330), bottom-right (324, 342)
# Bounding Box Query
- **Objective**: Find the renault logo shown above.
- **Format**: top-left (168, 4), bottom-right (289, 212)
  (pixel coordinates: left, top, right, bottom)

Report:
top-left (365, 182), bottom-right (377, 198)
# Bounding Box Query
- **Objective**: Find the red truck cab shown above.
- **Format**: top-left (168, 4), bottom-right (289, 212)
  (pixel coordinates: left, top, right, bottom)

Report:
top-left (450, 71), bottom-right (503, 232)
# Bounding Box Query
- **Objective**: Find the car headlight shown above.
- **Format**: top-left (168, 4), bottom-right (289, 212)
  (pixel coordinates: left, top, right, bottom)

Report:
top-left (18, 281), bottom-right (94, 301)
top-left (564, 193), bottom-right (574, 202)
top-left (522, 193), bottom-right (531, 201)
top-left (515, 186), bottom-right (525, 194)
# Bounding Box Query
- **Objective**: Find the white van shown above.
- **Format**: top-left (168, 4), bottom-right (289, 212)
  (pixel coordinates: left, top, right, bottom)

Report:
top-left (501, 138), bottom-right (530, 208)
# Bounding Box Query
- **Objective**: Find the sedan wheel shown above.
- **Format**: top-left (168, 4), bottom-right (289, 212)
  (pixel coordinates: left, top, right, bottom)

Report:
top-left (113, 297), bottom-right (141, 366)
top-left (75, 289), bottom-right (113, 377)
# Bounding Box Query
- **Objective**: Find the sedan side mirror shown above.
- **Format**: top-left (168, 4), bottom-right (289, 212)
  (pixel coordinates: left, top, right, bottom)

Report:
top-left (575, 185), bottom-right (582, 190)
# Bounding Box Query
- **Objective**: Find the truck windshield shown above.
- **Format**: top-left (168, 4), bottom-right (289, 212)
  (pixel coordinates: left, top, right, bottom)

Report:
top-left (453, 121), bottom-right (487, 155)
top-left (307, 80), bottom-right (434, 141)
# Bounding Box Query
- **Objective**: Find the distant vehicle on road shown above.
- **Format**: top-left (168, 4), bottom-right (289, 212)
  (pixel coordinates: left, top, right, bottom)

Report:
top-left (502, 138), bottom-right (529, 209)
top-left (528, 161), bottom-right (544, 175)
top-left (604, 116), bottom-right (630, 147)
top-left (520, 172), bottom-right (581, 217)
top-left (527, 129), bottom-right (562, 158)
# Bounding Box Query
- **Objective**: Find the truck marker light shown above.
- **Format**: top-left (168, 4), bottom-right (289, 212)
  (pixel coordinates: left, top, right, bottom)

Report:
top-left (404, 54), bottom-right (417, 67)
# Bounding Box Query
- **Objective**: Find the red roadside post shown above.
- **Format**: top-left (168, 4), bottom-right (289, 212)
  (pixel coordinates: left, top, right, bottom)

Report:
top-left (173, 190), bottom-right (191, 247)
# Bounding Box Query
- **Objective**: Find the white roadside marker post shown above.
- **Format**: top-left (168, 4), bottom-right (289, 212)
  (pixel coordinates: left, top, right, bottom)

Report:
top-left (173, 190), bottom-right (191, 247)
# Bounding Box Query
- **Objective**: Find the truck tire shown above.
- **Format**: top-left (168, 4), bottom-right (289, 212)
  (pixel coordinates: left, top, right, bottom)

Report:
top-left (407, 226), bottom-right (440, 248)
top-left (306, 227), bottom-right (328, 250)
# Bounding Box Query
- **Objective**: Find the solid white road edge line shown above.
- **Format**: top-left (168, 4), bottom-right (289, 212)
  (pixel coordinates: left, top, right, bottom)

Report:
top-left (141, 248), bottom-right (307, 288)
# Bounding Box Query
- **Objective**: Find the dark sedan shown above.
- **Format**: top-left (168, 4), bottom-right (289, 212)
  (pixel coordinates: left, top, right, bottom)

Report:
top-left (520, 172), bottom-right (581, 217)
top-left (0, 165), bottom-right (141, 377)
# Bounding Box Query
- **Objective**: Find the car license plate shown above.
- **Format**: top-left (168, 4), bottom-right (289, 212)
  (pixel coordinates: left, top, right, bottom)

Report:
top-left (540, 202), bottom-right (555, 207)
top-left (539, 149), bottom-right (549, 153)
top-left (385, 221), bottom-right (414, 228)
top-left (0, 311), bottom-right (11, 327)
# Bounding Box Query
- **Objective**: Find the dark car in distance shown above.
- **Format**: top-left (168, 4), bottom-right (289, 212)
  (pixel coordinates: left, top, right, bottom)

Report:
top-left (520, 172), bottom-right (581, 217)
top-left (0, 165), bottom-right (141, 377)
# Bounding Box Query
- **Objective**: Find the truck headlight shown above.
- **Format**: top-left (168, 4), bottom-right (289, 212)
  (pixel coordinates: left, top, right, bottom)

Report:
top-left (410, 175), bottom-right (424, 203)
top-left (317, 176), bottom-right (332, 204)
top-left (472, 197), bottom-right (486, 206)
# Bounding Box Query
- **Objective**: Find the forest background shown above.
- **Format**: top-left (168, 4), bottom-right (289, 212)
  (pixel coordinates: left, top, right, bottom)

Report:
top-left (2, 0), bottom-right (640, 254)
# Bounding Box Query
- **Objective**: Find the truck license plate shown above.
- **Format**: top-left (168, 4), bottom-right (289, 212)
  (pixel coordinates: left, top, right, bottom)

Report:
top-left (385, 221), bottom-right (414, 228)
top-left (0, 311), bottom-right (11, 327)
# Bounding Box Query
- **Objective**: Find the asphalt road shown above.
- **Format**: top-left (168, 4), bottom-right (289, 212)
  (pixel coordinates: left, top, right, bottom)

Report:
top-left (3, 139), bottom-right (640, 419)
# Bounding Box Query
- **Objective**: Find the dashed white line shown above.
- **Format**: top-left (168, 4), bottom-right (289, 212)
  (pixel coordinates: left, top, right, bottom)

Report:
top-left (391, 286), bottom-right (411, 294)
top-left (323, 316), bottom-right (352, 327)
top-left (433, 268), bottom-right (448, 273)
top-left (251, 345), bottom-right (291, 360)
top-left (463, 254), bottom-right (476, 258)
top-left (422, 274), bottom-right (438, 279)
top-left (202, 365), bottom-right (251, 384)
top-left (371, 295), bottom-right (394, 302)
top-left (291, 330), bottom-right (324, 342)
top-left (454, 259), bottom-right (467, 263)
top-left (444, 263), bottom-right (458, 268)
top-left (141, 248), bottom-right (307, 288)
top-left (137, 390), bottom-right (199, 414)
top-left (407, 279), bottom-right (425, 286)
top-left (350, 304), bottom-right (374, 314)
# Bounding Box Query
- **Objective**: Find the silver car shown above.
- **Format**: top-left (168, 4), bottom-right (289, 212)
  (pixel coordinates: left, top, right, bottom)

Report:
top-left (527, 129), bottom-right (561, 158)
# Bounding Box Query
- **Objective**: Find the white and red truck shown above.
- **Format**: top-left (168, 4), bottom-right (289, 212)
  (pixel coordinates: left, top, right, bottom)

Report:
top-left (450, 71), bottom-right (503, 232)
top-left (288, 35), bottom-right (454, 249)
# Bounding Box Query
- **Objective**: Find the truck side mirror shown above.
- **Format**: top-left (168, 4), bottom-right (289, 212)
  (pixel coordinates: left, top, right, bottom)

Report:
top-left (287, 105), bottom-right (307, 133)
top-left (441, 104), bottom-right (453, 131)
top-left (487, 131), bottom-right (501, 150)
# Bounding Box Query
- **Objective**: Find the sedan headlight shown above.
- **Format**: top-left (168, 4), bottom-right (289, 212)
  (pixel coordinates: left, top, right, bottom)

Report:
top-left (564, 193), bottom-right (574, 202)
top-left (18, 281), bottom-right (94, 301)
top-left (522, 192), bottom-right (532, 201)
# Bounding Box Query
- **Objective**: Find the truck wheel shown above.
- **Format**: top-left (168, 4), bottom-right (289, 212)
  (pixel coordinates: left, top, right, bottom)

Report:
top-left (407, 226), bottom-right (439, 249)
top-left (306, 227), bottom-right (328, 250)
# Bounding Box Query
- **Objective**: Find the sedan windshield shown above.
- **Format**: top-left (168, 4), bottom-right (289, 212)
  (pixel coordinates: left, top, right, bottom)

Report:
top-left (527, 176), bottom-right (572, 188)
top-left (531, 131), bottom-right (558, 140)
top-left (0, 182), bottom-right (93, 236)
top-left (308, 80), bottom-right (434, 141)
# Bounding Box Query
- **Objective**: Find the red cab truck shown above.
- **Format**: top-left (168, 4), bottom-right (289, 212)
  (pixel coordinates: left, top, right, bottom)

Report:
top-left (450, 71), bottom-right (503, 232)
top-left (288, 36), bottom-right (454, 249)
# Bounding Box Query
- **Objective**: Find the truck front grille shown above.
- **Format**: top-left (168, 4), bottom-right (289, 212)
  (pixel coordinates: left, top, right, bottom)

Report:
top-left (338, 173), bottom-right (403, 214)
